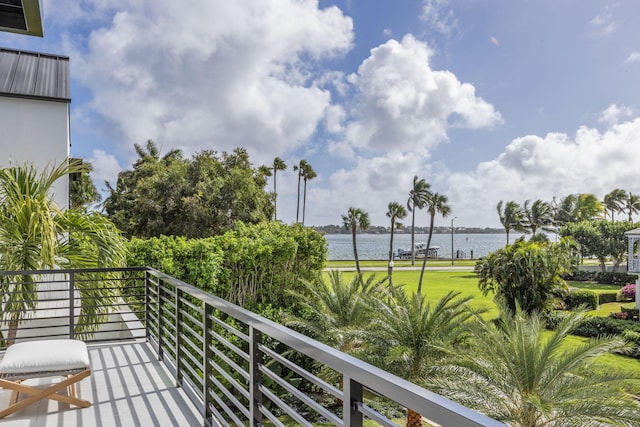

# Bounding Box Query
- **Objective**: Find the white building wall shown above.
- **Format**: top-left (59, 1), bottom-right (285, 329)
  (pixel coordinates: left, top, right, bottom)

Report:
top-left (0, 96), bottom-right (70, 209)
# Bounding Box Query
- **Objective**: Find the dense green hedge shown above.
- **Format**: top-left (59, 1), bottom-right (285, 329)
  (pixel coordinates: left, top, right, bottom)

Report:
top-left (126, 222), bottom-right (327, 310)
top-left (562, 270), bottom-right (636, 285)
top-left (567, 290), bottom-right (598, 310)
top-left (572, 316), bottom-right (640, 338)
top-left (598, 292), bottom-right (619, 304)
top-left (127, 235), bottom-right (224, 293)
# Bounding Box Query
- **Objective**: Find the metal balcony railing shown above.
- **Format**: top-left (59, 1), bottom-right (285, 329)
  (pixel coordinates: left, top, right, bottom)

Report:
top-left (0, 267), bottom-right (505, 427)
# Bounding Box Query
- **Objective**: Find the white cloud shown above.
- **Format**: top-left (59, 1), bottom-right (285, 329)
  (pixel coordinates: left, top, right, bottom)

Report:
top-left (626, 52), bottom-right (640, 63)
top-left (344, 35), bottom-right (502, 154)
top-left (88, 149), bottom-right (122, 186)
top-left (590, 10), bottom-right (616, 36)
top-left (420, 0), bottom-right (458, 37)
top-left (68, 1), bottom-right (354, 165)
top-left (598, 104), bottom-right (632, 126)
top-left (447, 116), bottom-right (640, 227)
top-left (311, 152), bottom-right (435, 225)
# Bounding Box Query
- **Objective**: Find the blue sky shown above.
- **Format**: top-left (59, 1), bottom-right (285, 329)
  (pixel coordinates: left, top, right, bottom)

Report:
top-left (2, 1), bottom-right (640, 228)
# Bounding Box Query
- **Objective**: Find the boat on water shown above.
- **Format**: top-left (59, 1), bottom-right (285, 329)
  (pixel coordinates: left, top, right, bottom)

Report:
top-left (395, 243), bottom-right (440, 260)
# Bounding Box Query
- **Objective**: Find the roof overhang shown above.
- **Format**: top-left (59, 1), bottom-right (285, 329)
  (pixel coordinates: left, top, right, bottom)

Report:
top-left (0, 0), bottom-right (43, 37)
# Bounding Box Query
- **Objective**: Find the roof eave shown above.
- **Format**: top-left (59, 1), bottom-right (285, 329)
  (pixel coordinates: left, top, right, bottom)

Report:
top-left (0, 0), bottom-right (43, 37)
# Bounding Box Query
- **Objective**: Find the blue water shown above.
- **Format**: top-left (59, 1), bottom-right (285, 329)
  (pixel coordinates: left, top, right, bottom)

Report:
top-left (324, 233), bottom-right (538, 260)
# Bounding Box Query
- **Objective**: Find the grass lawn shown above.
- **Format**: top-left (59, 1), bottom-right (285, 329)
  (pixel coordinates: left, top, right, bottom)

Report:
top-left (325, 266), bottom-right (640, 388)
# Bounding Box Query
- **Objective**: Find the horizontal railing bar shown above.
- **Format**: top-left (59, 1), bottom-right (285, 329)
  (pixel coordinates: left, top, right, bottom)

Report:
top-left (207, 328), bottom-right (249, 363)
top-left (259, 343), bottom-right (343, 400)
top-left (356, 402), bottom-right (398, 427)
top-left (259, 385), bottom-right (314, 427)
top-left (206, 401), bottom-right (233, 427)
top-left (259, 363), bottom-right (342, 425)
top-left (207, 312), bottom-right (250, 343)
top-left (147, 268), bottom-right (505, 427)
top-left (209, 349), bottom-right (249, 390)
top-left (259, 404), bottom-right (286, 427)
top-left (206, 372), bottom-right (250, 422)
top-left (209, 344), bottom-right (250, 384)
top-left (208, 358), bottom-right (249, 401)
top-left (180, 310), bottom-right (204, 330)
top-left (180, 334), bottom-right (204, 359)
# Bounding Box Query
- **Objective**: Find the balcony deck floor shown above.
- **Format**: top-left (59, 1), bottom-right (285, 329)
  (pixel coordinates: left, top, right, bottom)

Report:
top-left (0, 341), bottom-right (202, 427)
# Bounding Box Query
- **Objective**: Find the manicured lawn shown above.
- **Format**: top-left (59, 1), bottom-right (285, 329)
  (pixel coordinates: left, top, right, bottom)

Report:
top-left (326, 267), bottom-right (640, 387)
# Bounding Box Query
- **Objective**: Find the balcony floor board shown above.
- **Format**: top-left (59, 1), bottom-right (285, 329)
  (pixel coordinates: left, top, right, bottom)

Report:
top-left (0, 341), bottom-right (202, 427)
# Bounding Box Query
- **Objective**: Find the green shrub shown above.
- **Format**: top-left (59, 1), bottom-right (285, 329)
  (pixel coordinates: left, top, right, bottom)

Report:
top-left (213, 222), bottom-right (327, 309)
top-left (568, 290), bottom-right (598, 310)
top-left (541, 310), bottom-right (567, 330)
top-left (598, 292), bottom-right (618, 304)
top-left (621, 306), bottom-right (640, 319)
top-left (572, 316), bottom-right (640, 338)
top-left (127, 235), bottom-right (224, 293)
top-left (562, 270), bottom-right (636, 285)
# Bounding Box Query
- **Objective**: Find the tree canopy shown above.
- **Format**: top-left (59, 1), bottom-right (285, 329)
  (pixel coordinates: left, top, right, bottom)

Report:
top-left (104, 141), bottom-right (273, 238)
top-left (476, 237), bottom-right (576, 315)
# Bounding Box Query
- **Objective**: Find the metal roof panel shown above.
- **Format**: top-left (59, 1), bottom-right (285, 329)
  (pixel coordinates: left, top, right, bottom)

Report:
top-left (0, 47), bottom-right (70, 102)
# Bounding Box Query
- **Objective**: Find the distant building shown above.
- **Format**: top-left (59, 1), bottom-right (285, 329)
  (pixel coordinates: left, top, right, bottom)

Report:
top-left (0, 47), bottom-right (71, 209)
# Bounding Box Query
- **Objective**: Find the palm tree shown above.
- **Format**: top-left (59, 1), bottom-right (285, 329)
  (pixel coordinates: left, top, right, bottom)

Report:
top-left (0, 161), bottom-right (126, 345)
top-left (406, 176), bottom-right (431, 266)
top-left (386, 202), bottom-right (407, 291)
top-left (301, 161), bottom-right (317, 225)
top-left (625, 191), bottom-right (640, 222)
top-left (342, 207), bottom-right (370, 275)
top-left (417, 192), bottom-right (450, 296)
top-left (429, 307), bottom-right (640, 427)
top-left (603, 188), bottom-right (626, 222)
top-left (293, 160), bottom-right (308, 223)
top-left (575, 193), bottom-right (603, 221)
top-left (285, 270), bottom-right (386, 353)
top-left (523, 199), bottom-right (554, 237)
top-left (367, 291), bottom-right (476, 427)
top-left (272, 157), bottom-right (287, 221)
top-left (497, 200), bottom-right (527, 244)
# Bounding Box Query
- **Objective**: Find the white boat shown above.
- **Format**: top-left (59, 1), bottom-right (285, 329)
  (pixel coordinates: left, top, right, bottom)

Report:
top-left (395, 243), bottom-right (440, 259)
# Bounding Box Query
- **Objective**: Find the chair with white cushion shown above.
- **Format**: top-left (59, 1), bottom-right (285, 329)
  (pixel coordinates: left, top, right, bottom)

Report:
top-left (0, 339), bottom-right (91, 418)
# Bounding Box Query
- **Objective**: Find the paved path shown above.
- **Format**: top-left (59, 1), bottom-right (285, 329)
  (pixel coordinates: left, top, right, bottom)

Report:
top-left (324, 266), bottom-right (474, 272)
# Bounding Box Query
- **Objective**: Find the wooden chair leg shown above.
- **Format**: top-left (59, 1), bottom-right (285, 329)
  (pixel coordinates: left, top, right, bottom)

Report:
top-left (0, 370), bottom-right (91, 418)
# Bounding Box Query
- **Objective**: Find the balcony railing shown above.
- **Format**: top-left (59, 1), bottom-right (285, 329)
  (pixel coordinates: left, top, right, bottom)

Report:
top-left (0, 267), bottom-right (506, 427)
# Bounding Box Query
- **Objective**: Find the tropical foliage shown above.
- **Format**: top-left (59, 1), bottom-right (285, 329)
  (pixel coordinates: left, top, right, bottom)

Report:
top-left (497, 200), bottom-right (527, 244)
top-left (366, 290), bottom-right (476, 427)
top-left (429, 307), bottom-right (640, 427)
top-left (285, 270), bottom-right (386, 353)
top-left (523, 199), bottom-right (555, 236)
top-left (0, 161), bottom-right (126, 345)
top-left (407, 176), bottom-right (431, 265)
top-left (271, 157), bottom-right (287, 221)
top-left (476, 237), bottom-right (576, 314)
top-left (560, 220), bottom-right (634, 272)
top-left (342, 207), bottom-right (370, 275)
top-left (104, 141), bottom-right (273, 238)
top-left (386, 201), bottom-right (406, 290)
top-left (418, 192), bottom-right (451, 295)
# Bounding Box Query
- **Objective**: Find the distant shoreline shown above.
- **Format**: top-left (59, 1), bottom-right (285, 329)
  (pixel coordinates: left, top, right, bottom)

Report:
top-left (313, 226), bottom-right (507, 235)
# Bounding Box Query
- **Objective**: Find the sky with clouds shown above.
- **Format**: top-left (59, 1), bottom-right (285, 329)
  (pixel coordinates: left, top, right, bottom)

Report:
top-left (2, 0), bottom-right (640, 229)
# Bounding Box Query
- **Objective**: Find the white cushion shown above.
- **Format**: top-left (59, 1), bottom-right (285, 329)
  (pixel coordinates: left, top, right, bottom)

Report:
top-left (0, 339), bottom-right (90, 374)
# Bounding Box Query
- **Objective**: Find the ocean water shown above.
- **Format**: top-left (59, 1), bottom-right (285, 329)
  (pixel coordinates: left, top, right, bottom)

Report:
top-left (324, 233), bottom-right (537, 260)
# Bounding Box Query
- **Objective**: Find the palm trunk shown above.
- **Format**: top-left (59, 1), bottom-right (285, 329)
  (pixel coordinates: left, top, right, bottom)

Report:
top-left (6, 317), bottom-right (19, 347)
top-left (389, 221), bottom-right (395, 296)
top-left (417, 213), bottom-right (435, 296)
top-left (411, 209), bottom-right (416, 266)
top-left (273, 170), bottom-right (277, 221)
top-left (296, 170), bottom-right (302, 222)
top-left (302, 179), bottom-right (307, 225)
top-left (352, 227), bottom-right (361, 275)
top-left (406, 408), bottom-right (422, 427)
